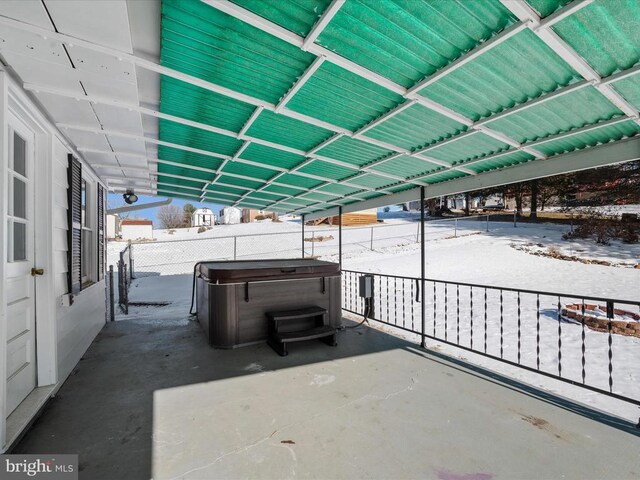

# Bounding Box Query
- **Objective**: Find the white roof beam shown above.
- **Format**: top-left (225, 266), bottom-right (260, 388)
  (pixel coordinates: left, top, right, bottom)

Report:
top-left (353, 100), bottom-right (418, 137)
top-left (93, 163), bottom-right (149, 173)
top-left (524, 116), bottom-right (635, 148)
top-left (275, 56), bottom-right (326, 112)
top-left (534, 0), bottom-right (595, 31)
top-left (238, 106), bottom-right (264, 136)
top-left (302, 0), bottom-right (345, 50)
top-left (306, 133), bottom-right (344, 156)
top-left (500, 0), bottom-right (640, 126)
top-left (406, 22), bottom-right (529, 95)
top-left (473, 80), bottom-right (592, 127)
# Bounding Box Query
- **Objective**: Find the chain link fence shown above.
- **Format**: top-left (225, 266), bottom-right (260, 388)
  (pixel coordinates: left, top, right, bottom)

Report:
top-left (110, 215), bottom-right (499, 277)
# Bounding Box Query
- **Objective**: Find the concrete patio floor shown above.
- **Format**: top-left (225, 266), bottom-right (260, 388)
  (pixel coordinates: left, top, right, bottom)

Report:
top-left (12, 314), bottom-right (640, 480)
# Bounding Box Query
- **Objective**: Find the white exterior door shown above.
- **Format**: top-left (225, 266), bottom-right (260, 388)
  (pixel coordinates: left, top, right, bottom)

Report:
top-left (5, 114), bottom-right (36, 416)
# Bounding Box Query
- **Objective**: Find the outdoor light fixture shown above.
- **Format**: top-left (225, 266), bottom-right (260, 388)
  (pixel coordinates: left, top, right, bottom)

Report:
top-left (123, 190), bottom-right (138, 204)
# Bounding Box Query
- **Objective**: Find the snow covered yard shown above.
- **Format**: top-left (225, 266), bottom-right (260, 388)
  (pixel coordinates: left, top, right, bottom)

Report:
top-left (108, 219), bottom-right (639, 422)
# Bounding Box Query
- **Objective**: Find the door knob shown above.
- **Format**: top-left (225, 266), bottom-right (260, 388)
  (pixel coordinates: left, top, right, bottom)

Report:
top-left (31, 268), bottom-right (45, 276)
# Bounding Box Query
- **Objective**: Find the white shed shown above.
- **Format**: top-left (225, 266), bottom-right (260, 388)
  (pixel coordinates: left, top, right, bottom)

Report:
top-left (121, 219), bottom-right (153, 240)
top-left (220, 207), bottom-right (241, 225)
top-left (107, 213), bottom-right (120, 239)
top-left (192, 207), bottom-right (215, 227)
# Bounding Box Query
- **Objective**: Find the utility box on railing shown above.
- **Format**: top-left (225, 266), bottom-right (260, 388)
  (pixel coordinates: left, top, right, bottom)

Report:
top-left (358, 274), bottom-right (375, 319)
top-left (359, 275), bottom-right (374, 298)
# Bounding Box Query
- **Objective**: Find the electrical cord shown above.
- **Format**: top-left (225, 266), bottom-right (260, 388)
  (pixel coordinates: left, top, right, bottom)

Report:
top-left (341, 297), bottom-right (371, 329)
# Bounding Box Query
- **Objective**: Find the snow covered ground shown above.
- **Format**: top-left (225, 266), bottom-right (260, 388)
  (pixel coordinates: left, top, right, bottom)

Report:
top-left (109, 218), bottom-right (639, 422)
top-left (547, 204), bottom-right (640, 216)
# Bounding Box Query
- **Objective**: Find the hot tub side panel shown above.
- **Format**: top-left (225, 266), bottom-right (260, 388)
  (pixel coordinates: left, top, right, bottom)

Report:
top-left (205, 276), bottom-right (340, 347)
top-left (208, 283), bottom-right (239, 348)
top-left (236, 276), bottom-right (341, 345)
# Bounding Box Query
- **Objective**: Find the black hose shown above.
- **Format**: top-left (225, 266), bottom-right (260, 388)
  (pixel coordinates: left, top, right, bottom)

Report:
top-left (343, 297), bottom-right (371, 329)
top-left (189, 262), bottom-right (200, 315)
top-left (190, 260), bottom-right (219, 315)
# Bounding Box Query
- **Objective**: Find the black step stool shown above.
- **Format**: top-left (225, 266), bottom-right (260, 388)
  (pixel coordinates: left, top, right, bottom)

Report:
top-left (266, 306), bottom-right (337, 356)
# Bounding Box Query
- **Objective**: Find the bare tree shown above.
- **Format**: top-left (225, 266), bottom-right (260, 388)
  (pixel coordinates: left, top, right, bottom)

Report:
top-left (158, 204), bottom-right (185, 229)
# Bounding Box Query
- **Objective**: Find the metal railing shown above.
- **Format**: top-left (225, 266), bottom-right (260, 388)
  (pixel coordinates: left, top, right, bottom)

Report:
top-left (342, 269), bottom-right (640, 407)
top-left (115, 243), bottom-right (134, 314)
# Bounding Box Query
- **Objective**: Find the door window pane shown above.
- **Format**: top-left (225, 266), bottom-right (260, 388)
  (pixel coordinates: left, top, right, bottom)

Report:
top-left (13, 222), bottom-right (26, 261)
top-left (81, 180), bottom-right (87, 227)
top-left (13, 132), bottom-right (26, 177)
top-left (13, 178), bottom-right (26, 219)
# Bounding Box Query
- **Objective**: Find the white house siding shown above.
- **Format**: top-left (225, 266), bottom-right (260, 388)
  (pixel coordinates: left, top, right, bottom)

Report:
top-left (0, 71), bottom-right (105, 450)
top-left (51, 138), bottom-right (105, 383)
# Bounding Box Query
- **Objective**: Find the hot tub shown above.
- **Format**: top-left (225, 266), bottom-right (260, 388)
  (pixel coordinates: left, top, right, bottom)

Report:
top-left (195, 259), bottom-right (341, 348)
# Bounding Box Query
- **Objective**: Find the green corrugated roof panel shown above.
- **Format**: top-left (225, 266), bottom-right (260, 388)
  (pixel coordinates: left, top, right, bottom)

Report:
top-left (157, 176), bottom-right (204, 190)
top-left (203, 192), bottom-right (241, 202)
top-left (465, 150), bottom-right (534, 174)
top-left (316, 183), bottom-right (363, 196)
top-left (367, 154), bottom-right (441, 177)
top-left (204, 183), bottom-right (248, 194)
top-left (419, 29), bottom-right (580, 121)
top-left (158, 164), bottom-right (213, 182)
top-left (315, 0), bottom-right (515, 88)
top-left (229, 0), bottom-right (330, 37)
top-left (427, 132), bottom-right (510, 165)
top-left (280, 197), bottom-right (315, 206)
top-left (158, 145), bottom-right (224, 171)
top-left (215, 175), bottom-right (263, 190)
top-left (315, 136), bottom-right (393, 167)
top-left (285, 62), bottom-right (404, 131)
top-left (161, 0), bottom-right (313, 104)
top-left (423, 170), bottom-right (468, 184)
top-left (160, 76), bottom-right (255, 132)
top-left (262, 184), bottom-right (303, 196)
top-left (276, 173), bottom-right (323, 189)
top-left (296, 160), bottom-right (354, 181)
top-left (157, 181), bottom-right (201, 194)
top-left (160, 121), bottom-right (243, 157)
top-left (387, 183), bottom-right (418, 194)
top-left (488, 86), bottom-right (623, 143)
top-left (244, 191), bottom-right (280, 202)
top-left (347, 174), bottom-right (399, 190)
top-left (535, 119), bottom-right (640, 157)
top-left (526, 0), bottom-right (570, 18)
top-left (611, 76), bottom-right (640, 110)
top-left (158, 189), bottom-right (198, 200)
top-left (245, 109), bottom-right (333, 151)
top-left (220, 161), bottom-right (275, 181)
top-left (245, 189), bottom-right (284, 200)
top-left (552, 0), bottom-right (640, 77)
top-left (298, 192), bottom-right (337, 203)
top-left (363, 103), bottom-right (467, 151)
top-left (157, 0), bottom-right (639, 215)
top-left (240, 143), bottom-right (305, 171)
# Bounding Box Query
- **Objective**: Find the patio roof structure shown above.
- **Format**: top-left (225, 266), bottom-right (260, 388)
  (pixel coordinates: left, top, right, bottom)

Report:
top-left (0, 0), bottom-right (638, 217)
